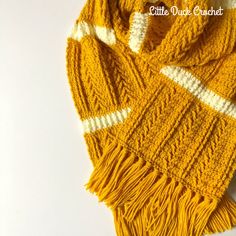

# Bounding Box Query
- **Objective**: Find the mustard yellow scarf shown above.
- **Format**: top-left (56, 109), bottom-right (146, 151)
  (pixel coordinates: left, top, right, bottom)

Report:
top-left (66, 0), bottom-right (236, 235)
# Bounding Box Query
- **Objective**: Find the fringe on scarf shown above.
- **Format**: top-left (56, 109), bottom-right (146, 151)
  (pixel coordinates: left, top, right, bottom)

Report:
top-left (205, 193), bottom-right (236, 235)
top-left (113, 197), bottom-right (236, 236)
top-left (86, 140), bottom-right (236, 236)
top-left (113, 207), bottom-right (149, 236)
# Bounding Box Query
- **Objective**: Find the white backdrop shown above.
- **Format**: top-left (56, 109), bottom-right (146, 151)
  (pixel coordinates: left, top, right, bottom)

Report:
top-left (0, 0), bottom-right (236, 235)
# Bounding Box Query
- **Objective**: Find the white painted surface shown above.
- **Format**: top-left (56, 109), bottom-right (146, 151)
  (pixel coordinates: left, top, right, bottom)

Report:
top-left (0, 0), bottom-right (235, 235)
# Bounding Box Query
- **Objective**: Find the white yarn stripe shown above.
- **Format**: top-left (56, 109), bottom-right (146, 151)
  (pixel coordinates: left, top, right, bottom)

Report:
top-left (160, 66), bottom-right (236, 119)
top-left (129, 12), bottom-right (149, 53)
top-left (69, 22), bottom-right (116, 45)
top-left (82, 107), bottom-right (131, 133)
top-left (210, 0), bottom-right (236, 9)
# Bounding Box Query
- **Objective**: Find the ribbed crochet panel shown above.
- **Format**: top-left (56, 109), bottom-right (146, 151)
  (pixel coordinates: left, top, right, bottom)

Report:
top-left (115, 68), bottom-right (236, 198)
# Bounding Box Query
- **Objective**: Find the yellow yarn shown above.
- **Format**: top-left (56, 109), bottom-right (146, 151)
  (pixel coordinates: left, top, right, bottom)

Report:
top-left (66, 0), bottom-right (236, 235)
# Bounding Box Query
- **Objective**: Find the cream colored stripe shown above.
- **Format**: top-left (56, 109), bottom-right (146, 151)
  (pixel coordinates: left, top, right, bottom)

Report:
top-left (160, 66), bottom-right (236, 119)
top-left (82, 107), bottom-right (131, 133)
top-left (69, 22), bottom-right (116, 45)
top-left (129, 12), bottom-right (149, 53)
top-left (210, 0), bottom-right (236, 9)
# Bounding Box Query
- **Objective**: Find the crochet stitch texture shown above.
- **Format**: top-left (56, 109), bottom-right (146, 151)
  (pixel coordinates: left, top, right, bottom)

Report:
top-left (66, 0), bottom-right (236, 235)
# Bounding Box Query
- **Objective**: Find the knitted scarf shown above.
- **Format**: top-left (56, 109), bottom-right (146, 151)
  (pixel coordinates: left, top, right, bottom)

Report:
top-left (66, 0), bottom-right (236, 235)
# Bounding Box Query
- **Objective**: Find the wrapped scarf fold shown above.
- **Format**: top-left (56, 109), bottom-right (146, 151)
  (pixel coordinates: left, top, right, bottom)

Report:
top-left (66, 0), bottom-right (236, 235)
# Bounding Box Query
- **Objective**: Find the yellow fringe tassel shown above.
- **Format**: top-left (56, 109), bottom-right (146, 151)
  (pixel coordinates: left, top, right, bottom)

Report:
top-left (86, 140), bottom-right (236, 236)
top-left (113, 207), bottom-right (149, 236)
top-left (205, 193), bottom-right (236, 235)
